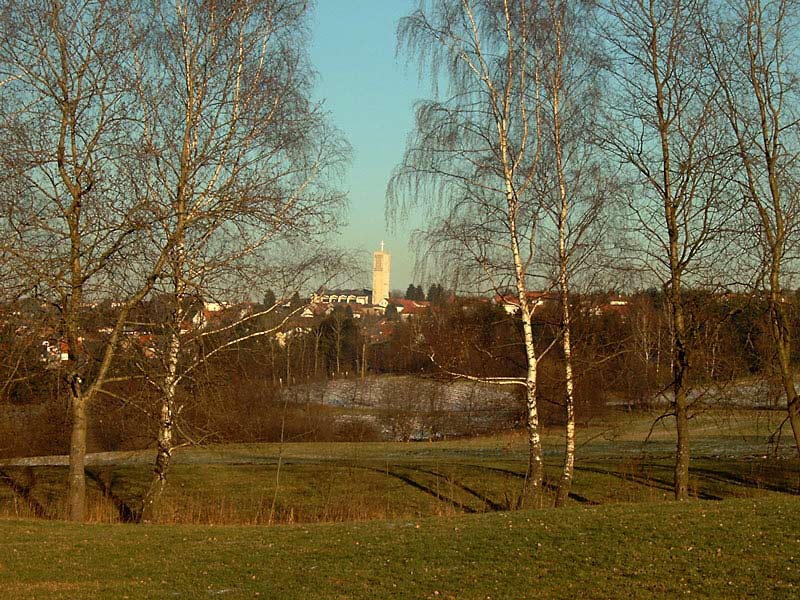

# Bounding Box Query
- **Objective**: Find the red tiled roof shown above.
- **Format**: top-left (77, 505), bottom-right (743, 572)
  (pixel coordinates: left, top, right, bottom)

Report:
top-left (389, 299), bottom-right (431, 314)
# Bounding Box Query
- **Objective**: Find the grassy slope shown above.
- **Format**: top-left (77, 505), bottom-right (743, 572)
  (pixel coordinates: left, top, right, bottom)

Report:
top-left (1, 496), bottom-right (799, 599)
top-left (1, 409), bottom-right (798, 523)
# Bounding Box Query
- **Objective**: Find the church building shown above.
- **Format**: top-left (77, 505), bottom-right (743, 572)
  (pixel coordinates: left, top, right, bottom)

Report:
top-left (311, 242), bottom-right (391, 307)
top-left (372, 241), bottom-right (391, 304)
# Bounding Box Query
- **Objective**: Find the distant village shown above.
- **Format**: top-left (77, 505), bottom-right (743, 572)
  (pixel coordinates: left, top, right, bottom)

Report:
top-left (16, 243), bottom-right (635, 368)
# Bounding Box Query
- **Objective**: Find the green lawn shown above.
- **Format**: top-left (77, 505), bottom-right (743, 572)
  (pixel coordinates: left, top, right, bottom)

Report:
top-left (1, 410), bottom-right (798, 598)
top-left (1, 496), bottom-right (798, 599)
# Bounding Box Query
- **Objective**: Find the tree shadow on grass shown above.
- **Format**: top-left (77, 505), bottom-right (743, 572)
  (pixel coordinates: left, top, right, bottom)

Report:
top-left (0, 468), bottom-right (49, 518)
top-left (362, 465), bottom-right (478, 514)
top-left (85, 468), bottom-right (139, 523)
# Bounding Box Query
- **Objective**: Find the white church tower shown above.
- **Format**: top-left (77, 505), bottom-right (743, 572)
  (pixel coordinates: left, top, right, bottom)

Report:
top-left (372, 241), bottom-right (391, 304)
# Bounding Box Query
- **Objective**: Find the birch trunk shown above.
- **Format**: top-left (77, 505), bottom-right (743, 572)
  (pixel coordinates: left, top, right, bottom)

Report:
top-left (507, 168), bottom-right (544, 504)
top-left (554, 158), bottom-right (576, 508)
top-left (141, 80), bottom-right (191, 519)
top-left (141, 326), bottom-right (181, 523)
top-left (520, 316), bottom-right (544, 503)
top-left (548, 0), bottom-right (576, 508)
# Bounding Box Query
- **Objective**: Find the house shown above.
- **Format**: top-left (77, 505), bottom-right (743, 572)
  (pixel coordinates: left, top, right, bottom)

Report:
top-left (387, 298), bottom-right (431, 320)
top-left (591, 298), bottom-right (630, 317)
top-left (311, 288), bottom-right (373, 305)
top-left (493, 292), bottom-right (555, 314)
top-left (305, 301), bottom-right (386, 319)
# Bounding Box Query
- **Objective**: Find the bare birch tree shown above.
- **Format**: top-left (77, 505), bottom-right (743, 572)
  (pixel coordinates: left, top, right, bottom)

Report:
top-left (539, 0), bottom-right (607, 507)
top-left (702, 0), bottom-right (800, 455)
top-left (0, 0), bottom-right (184, 521)
top-left (390, 0), bottom-right (554, 503)
top-left (0, 0), bottom-right (346, 522)
top-left (125, 0), bottom-right (348, 522)
top-left (597, 0), bottom-right (735, 499)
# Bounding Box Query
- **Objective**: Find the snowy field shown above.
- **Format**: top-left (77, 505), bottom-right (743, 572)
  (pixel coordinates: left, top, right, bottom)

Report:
top-left (280, 375), bottom-right (522, 440)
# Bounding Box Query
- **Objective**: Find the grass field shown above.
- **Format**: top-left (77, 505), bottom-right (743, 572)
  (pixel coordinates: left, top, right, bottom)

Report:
top-left (1, 496), bottom-right (798, 599)
top-left (1, 409), bottom-right (798, 524)
top-left (0, 409), bottom-right (799, 598)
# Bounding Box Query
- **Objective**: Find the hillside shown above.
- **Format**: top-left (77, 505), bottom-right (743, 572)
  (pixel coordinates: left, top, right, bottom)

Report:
top-left (1, 496), bottom-right (798, 599)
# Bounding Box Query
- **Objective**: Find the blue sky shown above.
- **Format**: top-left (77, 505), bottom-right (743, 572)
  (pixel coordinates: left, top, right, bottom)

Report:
top-left (310, 1), bottom-right (425, 292)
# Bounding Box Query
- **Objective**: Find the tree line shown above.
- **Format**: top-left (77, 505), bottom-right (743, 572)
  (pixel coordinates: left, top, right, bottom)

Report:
top-left (3, 286), bottom-right (794, 446)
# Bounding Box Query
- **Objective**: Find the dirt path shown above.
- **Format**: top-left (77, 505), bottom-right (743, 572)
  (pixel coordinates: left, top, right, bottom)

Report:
top-left (0, 450), bottom-right (154, 468)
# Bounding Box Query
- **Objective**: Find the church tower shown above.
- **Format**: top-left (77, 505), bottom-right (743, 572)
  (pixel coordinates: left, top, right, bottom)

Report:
top-left (372, 241), bottom-right (391, 304)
